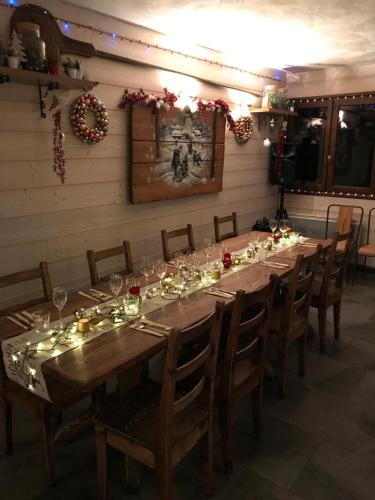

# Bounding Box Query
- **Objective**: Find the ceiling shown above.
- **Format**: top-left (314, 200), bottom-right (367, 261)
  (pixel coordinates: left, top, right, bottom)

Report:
top-left (64, 0), bottom-right (375, 71)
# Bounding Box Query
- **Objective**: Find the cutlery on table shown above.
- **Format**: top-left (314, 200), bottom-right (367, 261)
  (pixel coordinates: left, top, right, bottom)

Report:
top-left (259, 262), bottom-right (289, 270)
top-left (131, 323), bottom-right (167, 337)
top-left (266, 261), bottom-right (290, 268)
top-left (140, 318), bottom-right (172, 332)
top-left (78, 291), bottom-right (101, 302)
top-left (14, 312), bottom-right (33, 327)
top-left (89, 289), bottom-right (112, 300)
top-left (209, 287), bottom-right (236, 296)
top-left (204, 289), bottom-right (234, 299)
top-left (6, 315), bottom-right (29, 330)
top-left (22, 310), bottom-right (35, 322)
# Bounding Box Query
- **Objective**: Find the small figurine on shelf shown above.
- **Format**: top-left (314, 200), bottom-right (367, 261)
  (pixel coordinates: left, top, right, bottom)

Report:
top-left (7, 29), bottom-right (27, 69)
top-left (62, 58), bottom-right (80, 78)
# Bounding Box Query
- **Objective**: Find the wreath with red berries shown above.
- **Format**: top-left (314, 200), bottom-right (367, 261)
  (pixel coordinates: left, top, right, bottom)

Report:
top-left (234, 116), bottom-right (254, 144)
top-left (70, 93), bottom-right (109, 144)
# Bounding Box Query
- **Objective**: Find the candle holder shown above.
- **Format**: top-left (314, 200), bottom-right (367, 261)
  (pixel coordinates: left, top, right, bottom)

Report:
top-left (222, 252), bottom-right (232, 269)
top-left (123, 294), bottom-right (140, 317)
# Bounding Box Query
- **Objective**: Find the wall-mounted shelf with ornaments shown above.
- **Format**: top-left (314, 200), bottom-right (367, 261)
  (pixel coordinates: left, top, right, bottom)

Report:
top-left (249, 107), bottom-right (298, 131)
top-left (0, 65), bottom-right (98, 118)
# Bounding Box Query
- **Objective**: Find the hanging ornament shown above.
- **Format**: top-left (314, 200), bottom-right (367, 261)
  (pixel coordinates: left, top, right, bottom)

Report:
top-left (70, 93), bottom-right (109, 144)
top-left (234, 116), bottom-right (254, 144)
top-left (52, 110), bottom-right (66, 184)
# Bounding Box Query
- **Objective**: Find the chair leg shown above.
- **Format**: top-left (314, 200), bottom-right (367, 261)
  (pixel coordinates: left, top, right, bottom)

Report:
top-left (217, 404), bottom-right (233, 475)
top-left (318, 307), bottom-right (327, 353)
top-left (0, 396), bottom-right (12, 454)
top-left (36, 406), bottom-right (55, 485)
top-left (333, 301), bottom-right (341, 340)
top-left (297, 332), bottom-right (307, 378)
top-left (200, 428), bottom-right (214, 496)
top-left (95, 426), bottom-right (108, 500)
top-left (251, 382), bottom-right (263, 440)
top-left (156, 455), bottom-right (172, 500)
top-left (277, 342), bottom-right (288, 399)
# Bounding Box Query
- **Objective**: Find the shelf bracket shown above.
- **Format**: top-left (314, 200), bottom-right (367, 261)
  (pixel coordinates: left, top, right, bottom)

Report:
top-left (38, 81), bottom-right (59, 119)
top-left (0, 74), bottom-right (10, 84)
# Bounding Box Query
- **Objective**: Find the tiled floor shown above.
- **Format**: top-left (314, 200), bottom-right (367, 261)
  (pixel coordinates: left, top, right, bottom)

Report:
top-left (1, 273), bottom-right (374, 500)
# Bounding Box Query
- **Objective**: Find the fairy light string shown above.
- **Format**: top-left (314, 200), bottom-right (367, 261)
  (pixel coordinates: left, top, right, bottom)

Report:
top-left (0, 1), bottom-right (279, 83)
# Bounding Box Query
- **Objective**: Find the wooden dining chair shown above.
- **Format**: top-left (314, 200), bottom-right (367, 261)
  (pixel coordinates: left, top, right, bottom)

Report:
top-left (356, 207), bottom-right (375, 278)
top-left (161, 224), bottom-right (195, 261)
top-left (325, 204), bottom-right (363, 281)
top-left (311, 231), bottom-right (352, 352)
top-left (94, 302), bottom-right (224, 500)
top-left (0, 261), bottom-right (52, 315)
top-left (268, 248), bottom-right (320, 398)
top-left (216, 274), bottom-right (277, 474)
top-left (86, 240), bottom-right (134, 286)
top-left (214, 212), bottom-right (239, 243)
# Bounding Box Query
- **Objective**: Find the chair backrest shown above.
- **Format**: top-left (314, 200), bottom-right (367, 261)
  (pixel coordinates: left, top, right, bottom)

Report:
top-left (86, 240), bottom-right (133, 286)
top-left (365, 208), bottom-right (375, 245)
top-left (325, 204), bottom-right (364, 246)
top-left (214, 212), bottom-right (239, 243)
top-left (0, 262), bottom-right (52, 315)
top-left (279, 249), bottom-right (321, 338)
top-left (157, 301), bottom-right (224, 450)
top-left (161, 224), bottom-right (195, 261)
top-left (220, 274), bottom-right (278, 401)
top-left (320, 231), bottom-right (352, 297)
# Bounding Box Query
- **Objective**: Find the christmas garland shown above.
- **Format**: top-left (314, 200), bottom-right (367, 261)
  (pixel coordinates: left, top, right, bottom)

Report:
top-left (118, 88), bottom-right (238, 133)
top-left (70, 93), bottom-right (109, 144)
top-left (234, 116), bottom-right (254, 144)
top-left (52, 110), bottom-right (66, 184)
top-left (275, 121), bottom-right (288, 181)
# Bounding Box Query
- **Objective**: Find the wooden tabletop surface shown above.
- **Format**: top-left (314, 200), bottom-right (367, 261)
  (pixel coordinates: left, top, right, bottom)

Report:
top-left (0, 231), bottom-right (331, 399)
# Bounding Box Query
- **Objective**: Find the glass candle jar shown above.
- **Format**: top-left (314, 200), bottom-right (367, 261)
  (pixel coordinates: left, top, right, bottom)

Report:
top-left (17, 22), bottom-right (47, 73)
top-left (222, 252), bottom-right (232, 269)
top-left (123, 294), bottom-right (140, 317)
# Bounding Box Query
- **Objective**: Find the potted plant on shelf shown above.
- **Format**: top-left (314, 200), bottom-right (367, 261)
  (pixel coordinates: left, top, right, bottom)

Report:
top-left (6, 48), bottom-right (19, 69)
top-left (62, 58), bottom-right (80, 78)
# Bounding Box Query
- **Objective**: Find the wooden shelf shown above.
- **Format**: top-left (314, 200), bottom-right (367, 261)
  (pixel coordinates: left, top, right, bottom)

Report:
top-left (0, 65), bottom-right (98, 91)
top-left (250, 107), bottom-right (298, 116)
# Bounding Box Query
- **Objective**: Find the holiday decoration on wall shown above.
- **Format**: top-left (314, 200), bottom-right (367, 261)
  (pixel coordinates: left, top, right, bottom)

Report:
top-left (119, 88), bottom-right (178, 111)
top-left (52, 109), bottom-right (66, 184)
top-left (119, 88), bottom-right (238, 134)
top-left (70, 93), bottom-right (109, 144)
top-left (234, 116), bottom-right (254, 144)
top-left (129, 104), bottom-right (226, 203)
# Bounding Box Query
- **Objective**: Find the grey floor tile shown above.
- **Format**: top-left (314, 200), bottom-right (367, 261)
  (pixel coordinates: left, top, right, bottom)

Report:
top-left (242, 415), bottom-right (321, 489)
top-left (292, 442), bottom-right (375, 500)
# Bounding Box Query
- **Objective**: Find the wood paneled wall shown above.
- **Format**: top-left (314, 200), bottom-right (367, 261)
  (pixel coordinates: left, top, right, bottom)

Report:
top-left (0, 1), bottom-right (277, 307)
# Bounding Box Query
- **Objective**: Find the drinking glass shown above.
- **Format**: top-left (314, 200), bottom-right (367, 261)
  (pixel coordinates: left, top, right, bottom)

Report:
top-left (126, 277), bottom-right (141, 297)
top-left (110, 273), bottom-right (123, 305)
top-left (202, 238), bottom-right (213, 266)
top-left (141, 257), bottom-right (155, 291)
top-left (155, 259), bottom-right (167, 289)
top-left (279, 218), bottom-right (289, 241)
top-left (32, 310), bottom-right (51, 333)
top-left (52, 287), bottom-right (67, 331)
top-left (269, 218), bottom-right (278, 234)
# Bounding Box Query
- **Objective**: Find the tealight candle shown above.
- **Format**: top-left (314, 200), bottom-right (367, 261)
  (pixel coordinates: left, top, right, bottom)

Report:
top-left (211, 268), bottom-right (221, 280)
top-left (77, 318), bottom-right (90, 333)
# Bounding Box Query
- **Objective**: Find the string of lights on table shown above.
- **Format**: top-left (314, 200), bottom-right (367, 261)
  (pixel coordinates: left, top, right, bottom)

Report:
top-left (0, 1), bottom-right (280, 83)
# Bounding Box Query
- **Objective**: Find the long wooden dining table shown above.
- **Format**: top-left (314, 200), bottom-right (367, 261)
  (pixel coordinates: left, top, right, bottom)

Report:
top-left (0, 231), bottom-right (331, 402)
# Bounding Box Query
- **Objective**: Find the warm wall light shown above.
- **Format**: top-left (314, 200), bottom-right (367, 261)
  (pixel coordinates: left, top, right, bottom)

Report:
top-left (159, 70), bottom-right (200, 97)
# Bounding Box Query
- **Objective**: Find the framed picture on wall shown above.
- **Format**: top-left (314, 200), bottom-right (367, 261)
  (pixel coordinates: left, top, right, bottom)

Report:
top-left (130, 105), bottom-right (226, 203)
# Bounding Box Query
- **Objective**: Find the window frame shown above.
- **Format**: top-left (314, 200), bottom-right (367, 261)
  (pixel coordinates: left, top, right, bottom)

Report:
top-left (286, 95), bottom-right (375, 199)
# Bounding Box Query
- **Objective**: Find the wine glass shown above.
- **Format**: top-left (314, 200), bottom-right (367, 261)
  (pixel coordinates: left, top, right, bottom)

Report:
top-left (155, 259), bottom-right (167, 288)
top-left (52, 287), bottom-right (67, 331)
top-left (141, 257), bottom-right (155, 292)
top-left (269, 218), bottom-right (278, 234)
top-left (279, 218), bottom-right (289, 237)
top-left (110, 273), bottom-right (123, 305)
top-left (202, 238), bottom-right (213, 266)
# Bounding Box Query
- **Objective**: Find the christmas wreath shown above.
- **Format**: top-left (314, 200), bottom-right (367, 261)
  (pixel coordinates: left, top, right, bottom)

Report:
top-left (234, 116), bottom-right (254, 144)
top-left (70, 93), bottom-right (109, 144)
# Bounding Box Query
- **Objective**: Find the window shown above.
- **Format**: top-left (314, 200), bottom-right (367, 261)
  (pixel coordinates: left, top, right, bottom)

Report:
top-left (285, 96), bottom-right (375, 198)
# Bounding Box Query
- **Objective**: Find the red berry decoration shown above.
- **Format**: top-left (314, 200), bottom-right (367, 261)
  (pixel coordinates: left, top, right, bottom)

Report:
top-left (70, 93), bottom-right (109, 144)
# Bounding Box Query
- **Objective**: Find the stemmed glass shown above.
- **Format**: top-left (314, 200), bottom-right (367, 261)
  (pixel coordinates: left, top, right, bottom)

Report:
top-left (269, 218), bottom-right (278, 234)
top-left (141, 257), bottom-right (155, 292)
top-left (110, 273), bottom-right (123, 305)
top-left (52, 287), bottom-right (67, 332)
top-left (202, 238), bottom-right (213, 266)
top-left (279, 218), bottom-right (289, 237)
top-left (155, 259), bottom-right (167, 289)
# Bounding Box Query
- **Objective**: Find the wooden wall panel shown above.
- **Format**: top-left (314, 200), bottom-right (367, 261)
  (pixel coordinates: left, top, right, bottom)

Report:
top-left (0, 1), bottom-right (277, 307)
